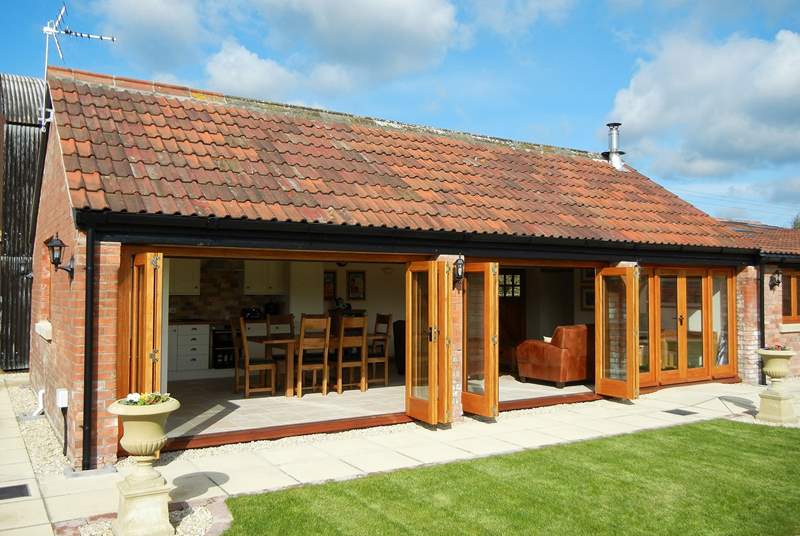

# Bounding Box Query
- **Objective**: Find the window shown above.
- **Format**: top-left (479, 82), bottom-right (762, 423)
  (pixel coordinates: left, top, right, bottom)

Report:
top-left (784, 271), bottom-right (800, 323)
top-left (498, 272), bottom-right (522, 298)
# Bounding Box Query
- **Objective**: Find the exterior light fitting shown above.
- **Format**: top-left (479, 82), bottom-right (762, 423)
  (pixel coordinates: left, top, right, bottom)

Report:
top-left (769, 269), bottom-right (783, 290)
top-left (453, 254), bottom-right (465, 284)
top-left (45, 233), bottom-right (74, 280)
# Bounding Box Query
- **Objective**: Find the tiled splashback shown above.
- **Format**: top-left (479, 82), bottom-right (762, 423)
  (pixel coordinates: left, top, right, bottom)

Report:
top-left (169, 259), bottom-right (285, 322)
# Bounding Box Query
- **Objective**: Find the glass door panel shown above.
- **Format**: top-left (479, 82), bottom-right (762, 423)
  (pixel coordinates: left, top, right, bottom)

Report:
top-left (405, 261), bottom-right (439, 425)
top-left (638, 270), bottom-right (656, 386)
top-left (711, 274), bottom-right (729, 367)
top-left (465, 272), bottom-right (485, 394)
top-left (659, 276), bottom-right (679, 373)
top-left (595, 267), bottom-right (638, 399)
top-left (462, 263), bottom-right (499, 417)
top-left (685, 276), bottom-right (705, 371)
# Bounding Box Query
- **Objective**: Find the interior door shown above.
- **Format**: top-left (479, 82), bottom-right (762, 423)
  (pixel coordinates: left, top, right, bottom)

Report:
top-left (595, 266), bottom-right (639, 399)
top-left (405, 261), bottom-right (439, 425)
top-left (129, 252), bottom-right (165, 394)
top-left (462, 262), bottom-right (499, 418)
top-left (498, 269), bottom-right (525, 373)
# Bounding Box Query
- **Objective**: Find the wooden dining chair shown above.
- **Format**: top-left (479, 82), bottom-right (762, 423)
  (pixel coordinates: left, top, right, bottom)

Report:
top-left (232, 318), bottom-right (244, 393)
top-left (238, 317), bottom-right (277, 398)
top-left (368, 313), bottom-right (392, 386)
top-left (266, 314), bottom-right (295, 387)
top-left (297, 315), bottom-right (331, 397)
top-left (334, 316), bottom-right (368, 394)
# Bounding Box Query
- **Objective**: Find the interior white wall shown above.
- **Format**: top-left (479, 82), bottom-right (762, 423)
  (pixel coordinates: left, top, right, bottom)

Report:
top-left (523, 268), bottom-right (592, 340)
top-left (323, 262), bottom-right (405, 356)
top-left (288, 262), bottom-right (325, 327)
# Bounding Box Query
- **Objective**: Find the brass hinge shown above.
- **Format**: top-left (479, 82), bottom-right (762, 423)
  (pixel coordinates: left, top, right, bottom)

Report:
top-left (149, 349), bottom-right (160, 363)
top-left (491, 264), bottom-right (498, 275)
top-left (150, 255), bottom-right (160, 270)
top-left (491, 335), bottom-right (498, 345)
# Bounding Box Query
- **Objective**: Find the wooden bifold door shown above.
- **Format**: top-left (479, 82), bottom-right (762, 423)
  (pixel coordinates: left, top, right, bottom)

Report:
top-left (461, 262), bottom-right (499, 418)
top-left (405, 261), bottom-right (451, 425)
top-left (594, 267), bottom-right (639, 399)
top-left (118, 252), bottom-right (165, 397)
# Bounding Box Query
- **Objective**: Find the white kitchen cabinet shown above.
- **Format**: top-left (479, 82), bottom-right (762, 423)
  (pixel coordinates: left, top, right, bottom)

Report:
top-left (167, 326), bottom-right (179, 373)
top-left (169, 258), bottom-right (201, 295)
top-left (243, 261), bottom-right (288, 295)
top-left (168, 324), bottom-right (211, 379)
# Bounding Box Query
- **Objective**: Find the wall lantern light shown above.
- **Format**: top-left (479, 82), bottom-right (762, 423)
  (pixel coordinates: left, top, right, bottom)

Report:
top-left (453, 254), bottom-right (465, 284)
top-left (45, 234), bottom-right (74, 280)
top-left (769, 269), bottom-right (783, 290)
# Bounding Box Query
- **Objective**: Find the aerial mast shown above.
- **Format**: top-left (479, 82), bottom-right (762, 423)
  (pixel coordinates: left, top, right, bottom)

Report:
top-left (40, 3), bottom-right (116, 129)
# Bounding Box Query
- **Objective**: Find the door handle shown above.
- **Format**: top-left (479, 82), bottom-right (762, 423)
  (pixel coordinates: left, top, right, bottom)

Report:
top-left (678, 314), bottom-right (684, 326)
top-left (427, 327), bottom-right (438, 342)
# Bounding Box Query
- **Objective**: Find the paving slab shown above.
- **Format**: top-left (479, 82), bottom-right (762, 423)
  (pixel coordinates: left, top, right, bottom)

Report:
top-left (0, 462), bottom-right (35, 483)
top-left (490, 429), bottom-right (564, 449)
top-left (279, 457), bottom-right (363, 484)
top-left (255, 443), bottom-right (329, 465)
top-left (44, 487), bottom-right (118, 523)
top-left (340, 450), bottom-right (420, 473)
top-left (394, 442), bottom-right (474, 464)
top-left (0, 497), bottom-right (50, 531)
top-left (443, 436), bottom-right (520, 456)
top-left (1, 523), bottom-right (55, 535)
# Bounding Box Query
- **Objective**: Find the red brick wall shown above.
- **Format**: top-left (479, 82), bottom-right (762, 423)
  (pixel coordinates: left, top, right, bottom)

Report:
top-left (736, 266), bottom-right (760, 385)
top-left (29, 126), bottom-right (83, 466)
top-left (29, 126), bottom-right (122, 469)
top-left (764, 264), bottom-right (800, 376)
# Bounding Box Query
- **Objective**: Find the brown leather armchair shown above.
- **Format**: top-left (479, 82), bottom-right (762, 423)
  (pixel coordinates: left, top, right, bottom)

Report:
top-left (515, 324), bottom-right (594, 387)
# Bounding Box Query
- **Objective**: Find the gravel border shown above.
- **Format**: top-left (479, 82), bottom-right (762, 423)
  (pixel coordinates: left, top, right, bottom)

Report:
top-left (54, 500), bottom-right (218, 536)
top-left (6, 375), bottom-right (71, 477)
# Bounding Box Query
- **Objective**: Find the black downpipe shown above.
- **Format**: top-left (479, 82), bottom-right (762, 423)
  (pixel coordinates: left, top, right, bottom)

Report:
top-left (757, 261), bottom-right (766, 385)
top-left (82, 227), bottom-right (95, 470)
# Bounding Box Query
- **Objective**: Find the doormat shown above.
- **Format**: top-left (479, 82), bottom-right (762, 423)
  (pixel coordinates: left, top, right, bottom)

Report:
top-left (663, 408), bottom-right (698, 416)
top-left (0, 484), bottom-right (30, 500)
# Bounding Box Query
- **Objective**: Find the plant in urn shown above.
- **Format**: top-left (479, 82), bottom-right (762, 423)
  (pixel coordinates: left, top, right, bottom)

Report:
top-left (108, 392), bottom-right (180, 536)
top-left (756, 345), bottom-right (797, 424)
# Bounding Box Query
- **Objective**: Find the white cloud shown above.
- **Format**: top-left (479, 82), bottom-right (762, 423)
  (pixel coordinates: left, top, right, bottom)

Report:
top-left (610, 30), bottom-right (800, 178)
top-left (206, 41), bottom-right (299, 100)
top-left (469, 0), bottom-right (574, 37)
top-left (252, 0), bottom-right (462, 79)
top-left (93, 0), bottom-right (208, 70)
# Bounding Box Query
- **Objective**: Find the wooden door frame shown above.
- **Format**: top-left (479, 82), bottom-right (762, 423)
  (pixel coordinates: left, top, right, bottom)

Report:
top-left (710, 268), bottom-right (738, 379)
top-left (437, 261), bottom-right (452, 424)
top-left (594, 266), bottom-right (639, 399)
top-left (405, 261), bottom-right (439, 425)
top-left (638, 267), bottom-right (658, 388)
top-left (461, 262), bottom-right (499, 417)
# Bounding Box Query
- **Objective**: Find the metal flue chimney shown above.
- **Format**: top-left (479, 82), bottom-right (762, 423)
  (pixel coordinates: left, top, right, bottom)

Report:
top-left (605, 122), bottom-right (625, 171)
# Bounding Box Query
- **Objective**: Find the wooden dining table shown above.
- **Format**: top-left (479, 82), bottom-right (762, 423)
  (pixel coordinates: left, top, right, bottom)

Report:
top-left (247, 334), bottom-right (389, 398)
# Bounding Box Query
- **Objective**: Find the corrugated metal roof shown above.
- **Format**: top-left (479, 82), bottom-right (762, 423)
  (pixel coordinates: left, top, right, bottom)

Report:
top-left (0, 74), bottom-right (46, 126)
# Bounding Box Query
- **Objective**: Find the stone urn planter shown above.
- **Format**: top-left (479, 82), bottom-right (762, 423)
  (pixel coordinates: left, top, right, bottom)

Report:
top-left (757, 348), bottom-right (797, 425)
top-left (108, 395), bottom-right (180, 536)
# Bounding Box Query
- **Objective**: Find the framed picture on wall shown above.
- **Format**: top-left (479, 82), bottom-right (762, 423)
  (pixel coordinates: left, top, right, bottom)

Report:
top-left (580, 286), bottom-right (595, 311)
top-left (580, 268), bottom-right (595, 283)
top-left (323, 271), bottom-right (337, 301)
top-left (347, 271), bottom-right (366, 300)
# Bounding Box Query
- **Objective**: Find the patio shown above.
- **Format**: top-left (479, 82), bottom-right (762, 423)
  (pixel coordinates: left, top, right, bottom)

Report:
top-left (7, 374), bottom-right (799, 533)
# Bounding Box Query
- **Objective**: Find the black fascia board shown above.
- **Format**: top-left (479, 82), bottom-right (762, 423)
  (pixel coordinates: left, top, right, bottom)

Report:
top-left (74, 210), bottom-right (759, 266)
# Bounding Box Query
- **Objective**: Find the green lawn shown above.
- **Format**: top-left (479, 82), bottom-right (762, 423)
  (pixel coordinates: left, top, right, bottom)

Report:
top-left (224, 420), bottom-right (800, 535)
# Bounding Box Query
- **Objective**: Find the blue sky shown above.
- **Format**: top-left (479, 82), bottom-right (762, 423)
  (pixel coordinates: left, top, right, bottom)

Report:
top-left (2, 0), bottom-right (799, 226)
